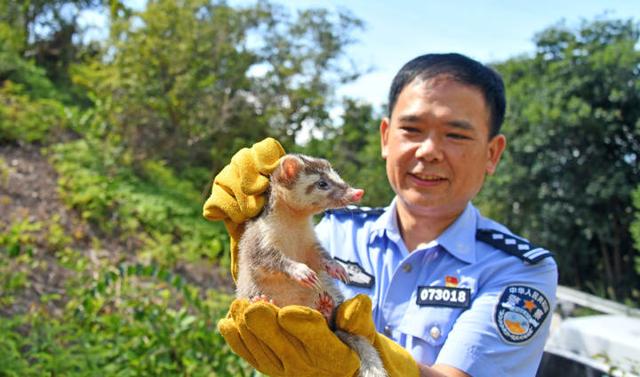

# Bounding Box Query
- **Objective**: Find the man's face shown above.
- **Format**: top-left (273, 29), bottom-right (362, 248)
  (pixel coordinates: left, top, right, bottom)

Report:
top-left (380, 76), bottom-right (506, 220)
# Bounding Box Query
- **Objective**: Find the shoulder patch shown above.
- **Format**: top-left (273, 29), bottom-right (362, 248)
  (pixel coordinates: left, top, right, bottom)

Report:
top-left (476, 229), bottom-right (553, 264)
top-left (494, 285), bottom-right (551, 344)
top-left (325, 205), bottom-right (385, 217)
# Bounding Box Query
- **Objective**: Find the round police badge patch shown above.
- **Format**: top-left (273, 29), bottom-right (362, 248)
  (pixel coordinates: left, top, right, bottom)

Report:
top-left (494, 285), bottom-right (550, 344)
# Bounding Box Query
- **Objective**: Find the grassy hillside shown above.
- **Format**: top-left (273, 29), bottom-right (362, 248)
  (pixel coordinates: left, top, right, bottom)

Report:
top-left (0, 138), bottom-right (249, 376)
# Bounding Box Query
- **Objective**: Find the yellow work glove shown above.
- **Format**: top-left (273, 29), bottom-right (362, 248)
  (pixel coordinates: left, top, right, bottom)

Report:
top-left (218, 299), bottom-right (361, 377)
top-left (218, 295), bottom-right (420, 377)
top-left (202, 137), bottom-right (285, 281)
top-left (336, 294), bottom-right (420, 377)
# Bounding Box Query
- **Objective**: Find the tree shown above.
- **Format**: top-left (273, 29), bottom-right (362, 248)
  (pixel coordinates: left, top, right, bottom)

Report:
top-left (478, 18), bottom-right (640, 303)
top-left (0, 0), bottom-right (103, 92)
top-left (0, 0), bottom-right (82, 142)
top-left (632, 187), bottom-right (640, 277)
top-left (73, 0), bottom-right (363, 173)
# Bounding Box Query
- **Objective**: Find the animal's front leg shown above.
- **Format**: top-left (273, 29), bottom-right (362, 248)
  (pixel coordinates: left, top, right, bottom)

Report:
top-left (324, 258), bottom-right (349, 283)
top-left (285, 260), bottom-right (322, 290)
top-left (315, 243), bottom-right (349, 283)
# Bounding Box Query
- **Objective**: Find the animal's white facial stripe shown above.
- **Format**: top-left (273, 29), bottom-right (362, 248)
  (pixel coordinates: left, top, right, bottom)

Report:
top-left (287, 174), bottom-right (323, 209)
top-left (328, 170), bottom-right (344, 185)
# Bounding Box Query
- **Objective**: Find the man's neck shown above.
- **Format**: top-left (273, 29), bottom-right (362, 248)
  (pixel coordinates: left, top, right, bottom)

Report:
top-left (395, 201), bottom-right (466, 252)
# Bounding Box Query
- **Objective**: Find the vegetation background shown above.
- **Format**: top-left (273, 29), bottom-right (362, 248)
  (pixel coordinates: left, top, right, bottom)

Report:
top-left (0, 0), bottom-right (639, 375)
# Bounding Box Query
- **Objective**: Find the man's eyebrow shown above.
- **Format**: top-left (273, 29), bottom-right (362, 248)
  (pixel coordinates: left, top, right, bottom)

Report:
top-left (447, 119), bottom-right (475, 131)
top-left (397, 115), bottom-right (476, 130)
top-left (397, 114), bottom-right (422, 123)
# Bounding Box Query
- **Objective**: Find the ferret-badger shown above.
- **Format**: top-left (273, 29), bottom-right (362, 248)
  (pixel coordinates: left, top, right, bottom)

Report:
top-left (236, 154), bottom-right (387, 377)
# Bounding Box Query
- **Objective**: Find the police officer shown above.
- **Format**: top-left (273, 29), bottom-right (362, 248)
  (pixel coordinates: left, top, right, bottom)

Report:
top-left (216, 53), bottom-right (558, 377)
top-left (314, 53), bottom-right (558, 376)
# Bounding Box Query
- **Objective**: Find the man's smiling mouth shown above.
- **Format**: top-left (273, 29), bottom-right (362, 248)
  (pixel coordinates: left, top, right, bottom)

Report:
top-left (410, 173), bottom-right (447, 181)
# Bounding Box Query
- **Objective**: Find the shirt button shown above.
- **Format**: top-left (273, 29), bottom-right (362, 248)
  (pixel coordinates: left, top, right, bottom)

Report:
top-left (430, 325), bottom-right (441, 340)
top-left (402, 263), bottom-right (412, 273)
top-left (384, 325), bottom-right (392, 336)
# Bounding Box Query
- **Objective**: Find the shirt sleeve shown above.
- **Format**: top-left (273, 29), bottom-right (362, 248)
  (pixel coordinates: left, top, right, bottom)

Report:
top-left (435, 260), bottom-right (558, 377)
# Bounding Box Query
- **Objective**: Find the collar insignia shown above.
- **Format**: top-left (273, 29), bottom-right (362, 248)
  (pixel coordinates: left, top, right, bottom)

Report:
top-left (445, 275), bottom-right (459, 287)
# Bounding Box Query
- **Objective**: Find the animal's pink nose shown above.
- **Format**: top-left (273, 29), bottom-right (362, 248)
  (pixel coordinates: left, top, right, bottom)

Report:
top-left (350, 189), bottom-right (364, 202)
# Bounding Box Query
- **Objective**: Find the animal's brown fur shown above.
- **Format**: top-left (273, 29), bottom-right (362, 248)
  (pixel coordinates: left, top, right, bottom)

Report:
top-left (235, 154), bottom-right (386, 377)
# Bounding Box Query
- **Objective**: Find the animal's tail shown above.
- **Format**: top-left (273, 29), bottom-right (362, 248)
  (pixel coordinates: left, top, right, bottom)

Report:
top-left (335, 330), bottom-right (388, 377)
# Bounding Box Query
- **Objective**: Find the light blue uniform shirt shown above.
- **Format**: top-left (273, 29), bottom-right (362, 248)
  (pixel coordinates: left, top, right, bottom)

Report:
top-left (315, 199), bottom-right (558, 377)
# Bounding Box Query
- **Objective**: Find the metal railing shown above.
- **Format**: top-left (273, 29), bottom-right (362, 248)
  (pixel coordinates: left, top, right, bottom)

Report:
top-left (555, 285), bottom-right (640, 318)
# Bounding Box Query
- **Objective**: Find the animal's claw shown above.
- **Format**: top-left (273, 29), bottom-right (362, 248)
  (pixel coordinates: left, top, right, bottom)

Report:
top-left (289, 262), bottom-right (321, 290)
top-left (250, 294), bottom-right (273, 304)
top-left (325, 260), bottom-right (350, 283)
top-left (315, 292), bottom-right (335, 323)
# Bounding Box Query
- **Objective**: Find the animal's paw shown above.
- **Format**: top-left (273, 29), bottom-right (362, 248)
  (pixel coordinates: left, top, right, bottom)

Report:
top-left (250, 294), bottom-right (273, 304)
top-left (288, 262), bottom-right (321, 290)
top-left (325, 259), bottom-right (349, 283)
top-left (315, 291), bottom-right (335, 323)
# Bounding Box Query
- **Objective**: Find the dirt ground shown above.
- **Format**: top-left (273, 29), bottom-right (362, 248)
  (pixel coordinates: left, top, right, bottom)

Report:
top-left (0, 142), bottom-right (232, 317)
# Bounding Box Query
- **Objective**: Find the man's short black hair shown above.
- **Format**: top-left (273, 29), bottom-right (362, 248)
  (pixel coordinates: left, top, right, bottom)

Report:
top-left (388, 53), bottom-right (506, 138)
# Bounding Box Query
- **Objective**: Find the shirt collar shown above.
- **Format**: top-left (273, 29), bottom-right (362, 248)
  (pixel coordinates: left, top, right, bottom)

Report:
top-left (435, 202), bottom-right (478, 264)
top-left (369, 198), bottom-right (478, 264)
top-left (369, 197), bottom-right (402, 245)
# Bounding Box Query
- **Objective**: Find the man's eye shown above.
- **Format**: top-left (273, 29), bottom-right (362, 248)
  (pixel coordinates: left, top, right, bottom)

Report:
top-left (400, 127), bottom-right (420, 133)
top-left (316, 180), bottom-right (330, 190)
top-left (447, 133), bottom-right (471, 140)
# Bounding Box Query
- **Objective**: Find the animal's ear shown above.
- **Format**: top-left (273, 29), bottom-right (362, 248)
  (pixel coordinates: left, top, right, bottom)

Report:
top-left (274, 155), bottom-right (302, 186)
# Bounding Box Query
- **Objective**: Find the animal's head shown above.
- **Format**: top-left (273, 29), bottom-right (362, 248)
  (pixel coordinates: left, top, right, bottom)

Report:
top-left (272, 154), bottom-right (364, 214)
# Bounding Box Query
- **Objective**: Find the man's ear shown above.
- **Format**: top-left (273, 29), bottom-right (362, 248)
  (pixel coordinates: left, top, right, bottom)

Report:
top-left (380, 117), bottom-right (390, 159)
top-left (486, 134), bottom-right (506, 175)
top-left (274, 155), bottom-right (302, 186)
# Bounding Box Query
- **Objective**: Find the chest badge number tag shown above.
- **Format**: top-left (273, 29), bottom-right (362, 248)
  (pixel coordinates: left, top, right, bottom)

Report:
top-left (494, 285), bottom-right (551, 344)
top-left (334, 257), bottom-right (374, 288)
top-left (416, 286), bottom-right (471, 308)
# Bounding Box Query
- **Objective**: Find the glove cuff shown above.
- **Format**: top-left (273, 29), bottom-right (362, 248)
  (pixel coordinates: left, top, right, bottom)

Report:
top-left (373, 333), bottom-right (420, 377)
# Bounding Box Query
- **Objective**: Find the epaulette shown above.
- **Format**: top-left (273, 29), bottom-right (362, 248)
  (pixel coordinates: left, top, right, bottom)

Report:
top-left (324, 205), bottom-right (385, 217)
top-left (476, 229), bottom-right (554, 264)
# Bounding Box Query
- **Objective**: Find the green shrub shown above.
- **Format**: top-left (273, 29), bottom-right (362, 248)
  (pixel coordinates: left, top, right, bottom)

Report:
top-left (0, 220), bottom-right (250, 376)
top-left (0, 21), bottom-right (74, 143)
top-left (0, 81), bottom-right (71, 143)
top-left (0, 22), bottom-right (59, 100)
top-left (0, 267), bottom-right (251, 376)
top-left (49, 138), bottom-right (228, 267)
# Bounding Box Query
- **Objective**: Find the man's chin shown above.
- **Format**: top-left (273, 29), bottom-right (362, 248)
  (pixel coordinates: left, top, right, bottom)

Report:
top-left (397, 195), bottom-right (464, 219)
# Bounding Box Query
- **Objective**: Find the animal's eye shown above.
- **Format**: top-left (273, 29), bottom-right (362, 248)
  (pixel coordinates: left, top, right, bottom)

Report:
top-left (316, 180), bottom-right (330, 190)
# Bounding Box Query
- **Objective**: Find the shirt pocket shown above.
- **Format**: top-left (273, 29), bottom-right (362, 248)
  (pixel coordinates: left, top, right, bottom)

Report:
top-left (396, 304), bottom-right (461, 347)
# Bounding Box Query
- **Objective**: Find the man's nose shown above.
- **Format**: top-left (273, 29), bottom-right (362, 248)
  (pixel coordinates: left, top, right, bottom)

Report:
top-left (415, 137), bottom-right (444, 161)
